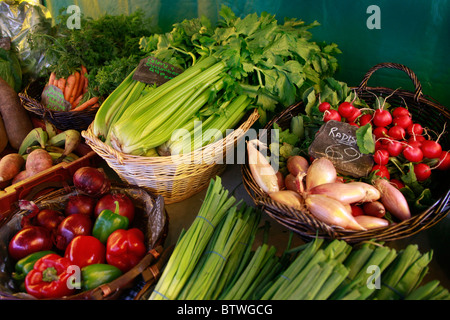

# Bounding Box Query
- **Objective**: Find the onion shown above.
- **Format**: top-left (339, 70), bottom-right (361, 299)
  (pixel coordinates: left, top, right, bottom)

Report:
top-left (65, 194), bottom-right (97, 217)
top-left (305, 194), bottom-right (366, 231)
top-left (354, 215), bottom-right (389, 229)
top-left (55, 213), bottom-right (93, 250)
top-left (269, 190), bottom-right (303, 210)
top-left (286, 156), bottom-right (309, 176)
top-left (35, 209), bottom-right (65, 232)
top-left (247, 140), bottom-right (279, 194)
top-left (305, 157), bottom-right (337, 190)
top-left (373, 178), bottom-right (411, 221)
top-left (73, 167), bottom-right (111, 197)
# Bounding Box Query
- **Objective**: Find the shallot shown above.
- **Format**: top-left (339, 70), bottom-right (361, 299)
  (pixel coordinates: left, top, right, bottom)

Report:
top-left (354, 215), bottom-right (389, 229)
top-left (269, 190), bottom-right (303, 210)
top-left (373, 178), bottom-right (411, 221)
top-left (305, 157), bottom-right (337, 190)
top-left (305, 194), bottom-right (366, 231)
top-left (247, 140), bottom-right (279, 194)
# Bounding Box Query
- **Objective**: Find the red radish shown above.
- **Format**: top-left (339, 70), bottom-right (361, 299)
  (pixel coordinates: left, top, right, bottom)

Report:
top-left (386, 140), bottom-right (403, 157)
top-left (420, 140), bottom-right (442, 159)
top-left (374, 149), bottom-right (390, 165)
top-left (347, 108), bottom-right (362, 123)
top-left (323, 109), bottom-right (341, 122)
top-left (373, 109), bottom-right (392, 127)
top-left (388, 125), bottom-right (406, 140)
top-left (371, 164), bottom-right (390, 179)
top-left (350, 205), bottom-right (364, 217)
top-left (403, 146), bottom-right (423, 162)
top-left (338, 102), bottom-right (356, 118)
top-left (414, 163), bottom-right (431, 181)
top-left (409, 135), bottom-right (426, 143)
top-left (318, 102), bottom-right (331, 113)
top-left (408, 140), bottom-right (422, 149)
top-left (390, 179), bottom-right (405, 189)
top-left (393, 115), bottom-right (413, 129)
top-left (392, 106), bottom-right (410, 117)
top-left (373, 127), bottom-right (388, 139)
top-left (359, 114), bottom-right (372, 126)
top-left (407, 123), bottom-right (423, 136)
top-left (436, 151), bottom-right (450, 170)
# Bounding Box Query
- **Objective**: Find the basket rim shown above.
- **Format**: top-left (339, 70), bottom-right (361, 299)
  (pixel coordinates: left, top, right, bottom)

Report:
top-left (81, 108), bottom-right (260, 166)
top-left (241, 88), bottom-right (450, 243)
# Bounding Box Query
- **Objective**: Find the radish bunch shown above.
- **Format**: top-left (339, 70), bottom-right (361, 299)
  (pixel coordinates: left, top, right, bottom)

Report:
top-left (318, 100), bottom-right (449, 184)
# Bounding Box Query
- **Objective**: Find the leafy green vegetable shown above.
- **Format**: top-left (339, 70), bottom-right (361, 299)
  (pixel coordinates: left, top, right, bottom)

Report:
top-left (0, 47), bottom-right (22, 92)
top-left (28, 10), bottom-right (155, 96)
top-left (356, 123), bottom-right (375, 154)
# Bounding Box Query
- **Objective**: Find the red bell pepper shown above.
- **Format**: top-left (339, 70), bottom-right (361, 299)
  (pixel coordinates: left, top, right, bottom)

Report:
top-left (106, 228), bottom-right (146, 273)
top-left (24, 253), bottom-right (76, 299)
top-left (65, 235), bottom-right (106, 269)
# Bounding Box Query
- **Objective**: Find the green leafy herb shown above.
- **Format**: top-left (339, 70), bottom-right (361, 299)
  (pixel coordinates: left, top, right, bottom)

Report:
top-left (356, 123), bottom-right (375, 154)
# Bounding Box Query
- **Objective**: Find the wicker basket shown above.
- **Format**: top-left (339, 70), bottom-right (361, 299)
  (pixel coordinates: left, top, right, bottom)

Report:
top-left (0, 181), bottom-right (170, 300)
top-left (82, 108), bottom-right (260, 204)
top-left (242, 63), bottom-right (450, 243)
top-left (19, 81), bottom-right (97, 132)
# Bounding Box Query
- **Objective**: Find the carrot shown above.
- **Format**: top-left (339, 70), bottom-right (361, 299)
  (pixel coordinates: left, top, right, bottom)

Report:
top-left (71, 96), bottom-right (99, 112)
top-left (57, 78), bottom-right (66, 93)
top-left (81, 65), bottom-right (88, 76)
top-left (72, 94), bottom-right (84, 109)
top-left (48, 72), bottom-right (56, 86)
top-left (69, 72), bottom-right (80, 104)
top-left (64, 74), bottom-right (76, 102)
top-left (83, 76), bottom-right (88, 94)
top-left (74, 71), bottom-right (84, 101)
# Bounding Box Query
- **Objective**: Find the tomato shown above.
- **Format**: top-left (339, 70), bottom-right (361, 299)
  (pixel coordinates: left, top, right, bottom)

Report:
top-left (414, 163), bottom-right (431, 181)
top-left (436, 151), bottom-right (450, 170)
top-left (318, 102), bottom-right (331, 113)
top-left (393, 115), bottom-right (413, 129)
top-left (373, 109), bottom-right (392, 127)
top-left (64, 235), bottom-right (106, 269)
top-left (420, 140), bottom-right (442, 159)
top-left (403, 146), bottom-right (423, 162)
top-left (388, 125), bottom-right (406, 140)
top-left (374, 149), bottom-right (390, 165)
top-left (338, 102), bottom-right (355, 118)
top-left (371, 164), bottom-right (390, 179)
top-left (323, 109), bottom-right (341, 122)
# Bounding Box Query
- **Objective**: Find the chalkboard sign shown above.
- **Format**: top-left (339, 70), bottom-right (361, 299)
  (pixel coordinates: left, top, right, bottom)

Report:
top-left (41, 85), bottom-right (72, 112)
top-left (132, 56), bottom-right (183, 86)
top-left (309, 120), bottom-right (374, 178)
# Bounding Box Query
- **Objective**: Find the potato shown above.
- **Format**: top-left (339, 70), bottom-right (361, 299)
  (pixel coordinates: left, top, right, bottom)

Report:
top-left (0, 153), bottom-right (25, 182)
top-left (25, 148), bottom-right (53, 177)
top-left (0, 77), bottom-right (34, 150)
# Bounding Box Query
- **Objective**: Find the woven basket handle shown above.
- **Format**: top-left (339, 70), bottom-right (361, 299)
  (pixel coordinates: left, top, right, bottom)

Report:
top-left (357, 62), bottom-right (423, 102)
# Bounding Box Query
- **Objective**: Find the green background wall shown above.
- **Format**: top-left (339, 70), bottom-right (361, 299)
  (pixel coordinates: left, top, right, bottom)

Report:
top-left (43, 0), bottom-right (450, 108)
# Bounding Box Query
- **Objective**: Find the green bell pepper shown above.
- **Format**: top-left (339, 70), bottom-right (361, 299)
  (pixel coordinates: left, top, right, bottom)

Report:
top-left (81, 263), bottom-right (123, 291)
top-left (92, 203), bottom-right (129, 244)
top-left (12, 250), bottom-right (56, 282)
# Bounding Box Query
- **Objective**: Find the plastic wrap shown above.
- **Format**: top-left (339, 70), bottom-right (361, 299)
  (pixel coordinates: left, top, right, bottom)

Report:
top-left (0, 0), bottom-right (53, 80)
